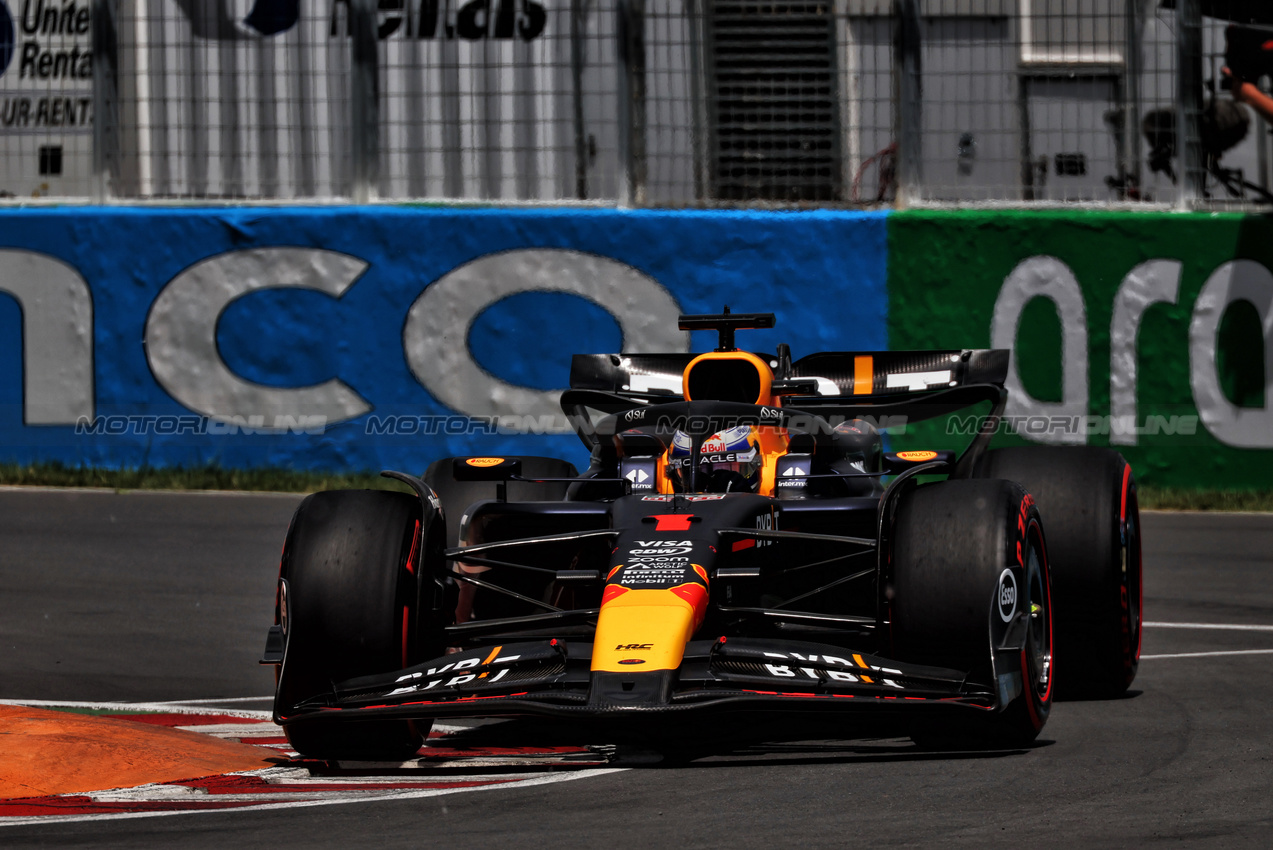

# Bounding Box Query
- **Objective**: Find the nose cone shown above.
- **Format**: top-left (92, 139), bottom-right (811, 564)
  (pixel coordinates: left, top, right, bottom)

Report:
top-left (591, 580), bottom-right (708, 672)
top-left (587, 577), bottom-right (708, 710)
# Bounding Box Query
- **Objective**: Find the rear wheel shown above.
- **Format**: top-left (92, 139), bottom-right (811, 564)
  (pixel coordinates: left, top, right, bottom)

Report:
top-left (892, 479), bottom-right (1053, 747)
top-left (973, 447), bottom-right (1141, 698)
top-left (275, 489), bottom-right (441, 760)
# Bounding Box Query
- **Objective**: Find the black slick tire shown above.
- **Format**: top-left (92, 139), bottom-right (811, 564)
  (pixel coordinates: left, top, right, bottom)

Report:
top-left (973, 447), bottom-right (1142, 698)
top-left (275, 489), bottom-right (436, 760)
top-left (892, 479), bottom-right (1054, 748)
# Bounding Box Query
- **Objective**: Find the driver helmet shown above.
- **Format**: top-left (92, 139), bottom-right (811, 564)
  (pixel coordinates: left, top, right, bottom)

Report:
top-left (667, 425), bottom-right (763, 493)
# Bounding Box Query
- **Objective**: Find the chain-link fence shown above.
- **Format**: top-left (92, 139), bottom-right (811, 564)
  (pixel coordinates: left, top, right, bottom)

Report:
top-left (0, 0), bottom-right (1269, 206)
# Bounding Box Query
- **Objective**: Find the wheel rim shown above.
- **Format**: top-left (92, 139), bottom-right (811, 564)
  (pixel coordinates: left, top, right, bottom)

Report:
top-left (1025, 527), bottom-right (1053, 703)
top-left (1124, 487), bottom-right (1143, 665)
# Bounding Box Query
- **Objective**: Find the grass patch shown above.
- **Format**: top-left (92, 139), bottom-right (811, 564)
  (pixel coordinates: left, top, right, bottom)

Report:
top-left (1137, 486), bottom-right (1273, 512)
top-left (0, 461), bottom-right (412, 495)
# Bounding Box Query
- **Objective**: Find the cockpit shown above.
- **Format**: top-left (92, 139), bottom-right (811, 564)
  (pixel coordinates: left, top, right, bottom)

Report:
top-left (598, 312), bottom-right (882, 498)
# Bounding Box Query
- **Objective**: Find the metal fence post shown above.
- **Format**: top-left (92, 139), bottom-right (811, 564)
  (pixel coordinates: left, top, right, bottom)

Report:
top-left (350, 0), bottom-right (380, 203)
top-left (1121, 0), bottom-right (1143, 199)
top-left (571, 0), bottom-right (588, 200)
top-left (91, 0), bottom-right (118, 203)
top-left (686, 0), bottom-right (708, 202)
top-left (1176, 0), bottom-right (1204, 208)
top-left (616, 0), bottom-right (647, 207)
top-left (893, 0), bottom-right (923, 206)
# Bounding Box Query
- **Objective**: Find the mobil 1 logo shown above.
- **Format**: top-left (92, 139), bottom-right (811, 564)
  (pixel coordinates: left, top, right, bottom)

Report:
top-left (614, 540), bottom-right (696, 588)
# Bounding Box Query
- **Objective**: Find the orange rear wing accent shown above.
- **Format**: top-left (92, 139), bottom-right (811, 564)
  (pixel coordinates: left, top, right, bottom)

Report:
top-left (791, 349), bottom-right (1009, 398)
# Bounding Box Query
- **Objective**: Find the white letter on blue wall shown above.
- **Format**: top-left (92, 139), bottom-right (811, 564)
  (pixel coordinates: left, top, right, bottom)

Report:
top-left (403, 249), bottom-right (689, 431)
top-left (144, 248), bottom-right (372, 425)
top-left (0, 250), bottom-right (94, 425)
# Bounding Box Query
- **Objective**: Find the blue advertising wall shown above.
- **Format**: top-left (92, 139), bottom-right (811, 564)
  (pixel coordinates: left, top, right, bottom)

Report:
top-left (0, 207), bottom-right (889, 473)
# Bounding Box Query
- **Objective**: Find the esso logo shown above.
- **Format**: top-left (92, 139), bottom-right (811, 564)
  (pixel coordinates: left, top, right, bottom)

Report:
top-left (465, 457), bottom-right (505, 467)
top-left (997, 568), bottom-right (1018, 622)
top-left (278, 579), bottom-right (289, 635)
top-left (897, 450), bottom-right (938, 462)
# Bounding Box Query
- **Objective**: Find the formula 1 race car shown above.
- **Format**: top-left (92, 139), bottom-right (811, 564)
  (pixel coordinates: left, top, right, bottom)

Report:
top-left (262, 311), bottom-right (1142, 758)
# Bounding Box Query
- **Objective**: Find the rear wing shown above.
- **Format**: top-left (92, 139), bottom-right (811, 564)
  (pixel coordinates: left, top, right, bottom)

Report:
top-left (569, 353), bottom-right (703, 396)
top-left (569, 349), bottom-right (1008, 399)
top-left (790, 349), bottom-right (1008, 397)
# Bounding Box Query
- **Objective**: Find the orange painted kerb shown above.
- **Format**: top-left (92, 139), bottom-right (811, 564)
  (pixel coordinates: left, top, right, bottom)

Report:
top-left (0, 705), bottom-right (277, 799)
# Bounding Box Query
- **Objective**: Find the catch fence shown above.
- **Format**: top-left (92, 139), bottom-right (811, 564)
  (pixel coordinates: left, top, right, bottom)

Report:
top-left (0, 0), bottom-right (1268, 207)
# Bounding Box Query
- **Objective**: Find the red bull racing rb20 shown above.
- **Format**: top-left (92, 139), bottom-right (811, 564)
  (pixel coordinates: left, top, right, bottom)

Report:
top-left (262, 311), bottom-right (1143, 758)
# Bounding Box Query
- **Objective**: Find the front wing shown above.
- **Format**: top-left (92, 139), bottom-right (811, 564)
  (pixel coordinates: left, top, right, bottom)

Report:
top-left (275, 637), bottom-right (1011, 724)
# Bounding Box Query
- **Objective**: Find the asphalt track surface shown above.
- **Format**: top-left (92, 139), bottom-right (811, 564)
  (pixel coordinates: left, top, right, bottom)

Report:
top-left (1, 489), bottom-right (1271, 847)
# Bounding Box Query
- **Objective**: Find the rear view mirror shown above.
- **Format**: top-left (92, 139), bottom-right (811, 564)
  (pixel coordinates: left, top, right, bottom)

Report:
top-left (883, 450), bottom-right (955, 474)
top-left (452, 457), bottom-right (523, 481)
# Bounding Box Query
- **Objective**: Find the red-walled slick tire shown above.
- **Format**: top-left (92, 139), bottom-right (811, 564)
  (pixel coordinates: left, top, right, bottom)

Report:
top-left (892, 479), bottom-right (1054, 748)
top-left (274, 489), bottom-right (437, 760)
top-left (974, 447), bottom-right (1142, 698)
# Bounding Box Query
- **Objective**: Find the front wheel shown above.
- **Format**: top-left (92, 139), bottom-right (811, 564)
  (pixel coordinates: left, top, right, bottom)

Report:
top-left (274, 489), bottom-right (442, 760)
top-left (973, 447), bottom-right (1142, 698)
top-left (891, 479), bottom-right (1054, 748)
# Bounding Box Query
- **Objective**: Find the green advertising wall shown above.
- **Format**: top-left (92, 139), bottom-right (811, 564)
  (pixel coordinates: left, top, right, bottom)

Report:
top-left (887, 210), bottom-right (1273, 489)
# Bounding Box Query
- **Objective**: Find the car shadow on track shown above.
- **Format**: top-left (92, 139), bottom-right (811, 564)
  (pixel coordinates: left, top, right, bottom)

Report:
top-left (1054, 688), bottom-right (1143, 703)
top-left (429, 715), bottom-right (1054, 769)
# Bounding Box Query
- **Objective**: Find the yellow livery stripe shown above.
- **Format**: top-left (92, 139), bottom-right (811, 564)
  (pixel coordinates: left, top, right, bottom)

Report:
top-left (592, 588), bottom-right (700, 673)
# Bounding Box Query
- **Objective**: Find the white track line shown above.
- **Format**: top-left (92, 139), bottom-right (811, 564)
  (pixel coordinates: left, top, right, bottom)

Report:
top-left (1136, 622), bottom-right (1273, 660)
top-left (0, 701), bottom-right (622, 826)
top-left (0, 767), bottom-right (627, 828)
top-left (0, 700), bottom-right (477, 736)
top-left (0, 486), bottom-right (305, 498)
top-left (1141, 649), bottom-right (1273, 660)
top-left (0, 699), bottom-right (273, 719)
top-left (145, 696), bottom-right (274, 705)
top-left (1144, 622), bottom-right (1273, 632)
